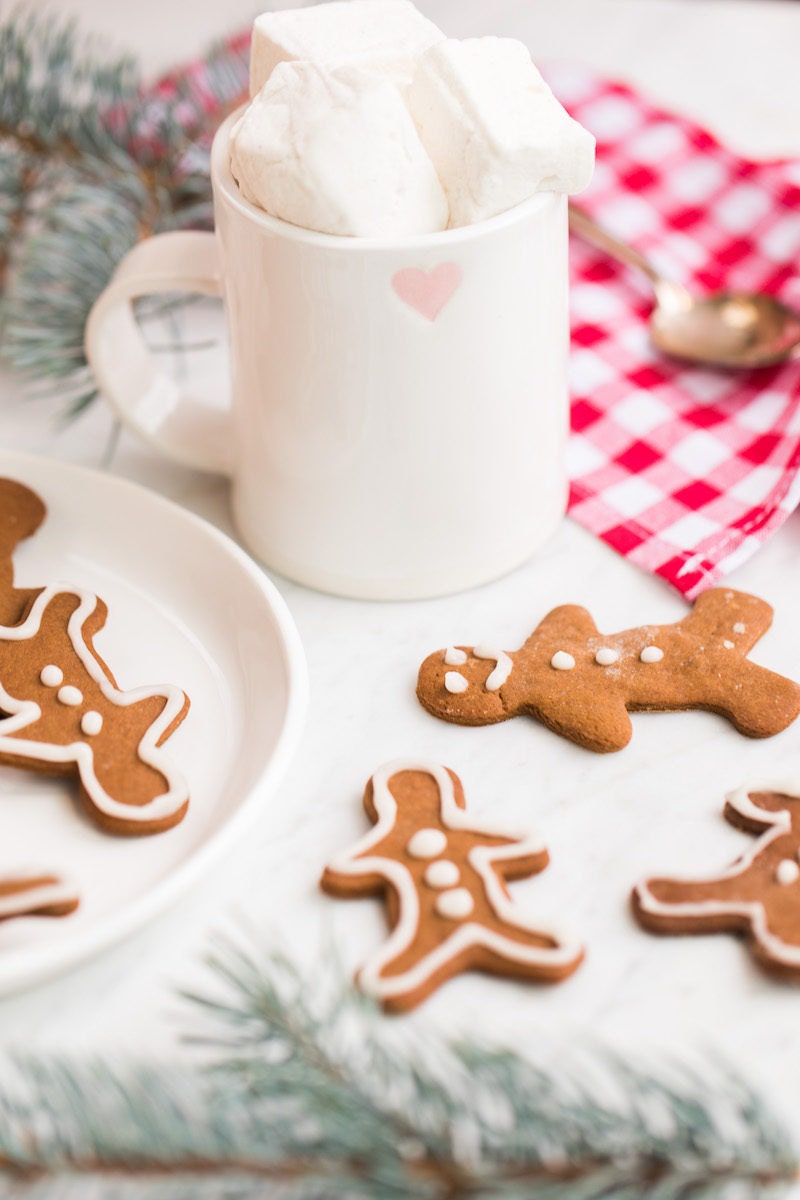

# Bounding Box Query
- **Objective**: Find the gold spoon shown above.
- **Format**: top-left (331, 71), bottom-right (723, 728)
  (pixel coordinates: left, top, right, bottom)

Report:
top-left (569, 204), bottom-right (800, 370)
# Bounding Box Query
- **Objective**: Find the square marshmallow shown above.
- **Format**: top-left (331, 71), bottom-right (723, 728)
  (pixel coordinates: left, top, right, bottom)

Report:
top-left (230, 62), bottom-right (449, 237)
top-left (409, 37), bottom-right (595, 227)
top-left (250, 0), bottom-right (444, 95)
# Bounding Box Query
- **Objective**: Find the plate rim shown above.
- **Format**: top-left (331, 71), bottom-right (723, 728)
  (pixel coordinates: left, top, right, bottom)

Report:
top-left (0, 450), bottom-right (309, 995)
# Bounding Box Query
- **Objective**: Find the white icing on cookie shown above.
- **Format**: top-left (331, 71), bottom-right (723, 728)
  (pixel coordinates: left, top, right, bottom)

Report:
top-left (639, 646), bottom-right (663, 664)
top-left (324, 759), bottom-right (581, 1005)
top-left (635, 784), bottom-right (800, 969)
top-left (81, 710), bottom-right (103, 737)
top-left (40, 665), bottom-right (63, 688)
top-left (435, 887), bottom-right (474, 919)
top-left (424, 860), bottom-right (460, 889)
top-left (0, 871), bottom-right (79, 920)
top-left (594, 647), bottom-right (618, 666)
top-left (723, 640), bottom-right (734, 650)
top-left (0, 584), bottom-right (189, 828)
top-left (473, 645), bottom-right (513, 692)
top-left (407, 828), bottom-right (447, 859)
top-left (776, 859), bottom-right (800, 886)
top-left (550, 651), bottom-right (575, 671)
top-left (444, 647), bottom-right (467, 666)
top-left (444, 671), bottom-right (468, 695)
top-left (726, 784), bottom-right (796, 830)
top-left (733, 623), bottom-right (746, 634)
top-left (57, 685), bottom-right (82, 707)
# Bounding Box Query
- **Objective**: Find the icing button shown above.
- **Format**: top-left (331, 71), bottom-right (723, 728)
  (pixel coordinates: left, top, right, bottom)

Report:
top-left (57, 685), bottom-right (82, 707)
top-left (424, 860), bottom-right (460, 890)
top-left (594, 647), bottom-right (618, 666)
top-left (639, 646), bottom-right (664, 664)
top-left (444, 646), bottom-right (467, 666)
top-left (550, 651), bottom-right (575, 671)
top-left (407, 829), bottom-right (448, 859)
top-left (444, 671), bottom-right (469, 695)
top-left (81, 711), bottom-right (103, 737)
top-left (435, 887), bottom-right (474, 920)
top-left (40, 665), bottom-right (63, 688)
top-left (776, 859), bottom-right (800, 886)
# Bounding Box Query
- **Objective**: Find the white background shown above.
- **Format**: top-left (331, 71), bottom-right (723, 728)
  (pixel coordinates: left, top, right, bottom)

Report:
top-left (4, 0), bottom-right (800, 1171)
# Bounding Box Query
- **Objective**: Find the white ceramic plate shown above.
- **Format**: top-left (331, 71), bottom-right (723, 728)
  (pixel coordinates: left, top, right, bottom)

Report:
top-left (0, 451), bottom-right (308, 994)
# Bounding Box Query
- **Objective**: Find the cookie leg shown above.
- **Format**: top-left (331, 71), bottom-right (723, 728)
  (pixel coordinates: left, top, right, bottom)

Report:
top-left (357, 922), bottom-right (468, 1012)
top-left (468, 922), bottom-right (584, 985)
top-left (358, 914), bottom-right (583, 1013)
top-left (681, 589), bottom-right (774, 654)
top-left (700, 659), bottom-right (800, 739)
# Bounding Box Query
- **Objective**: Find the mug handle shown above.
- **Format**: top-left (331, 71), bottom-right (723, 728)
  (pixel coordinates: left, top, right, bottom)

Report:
top-left (84, 230), bottom-right (232, 475)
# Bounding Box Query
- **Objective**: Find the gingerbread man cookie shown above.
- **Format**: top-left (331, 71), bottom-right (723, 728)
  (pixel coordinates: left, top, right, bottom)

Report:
top-left (0, 585), bottom-right (190, 834)
top-left (417, 589), bottom-right (800, 753)
top-left (0, 478), bottom-right (190, 835)
top-left (321, 761), bottom-right (583, 1012)
top-left (633, 783), bottom-right (800, 978)
top-left (0, 871), bottom-right (79, 922)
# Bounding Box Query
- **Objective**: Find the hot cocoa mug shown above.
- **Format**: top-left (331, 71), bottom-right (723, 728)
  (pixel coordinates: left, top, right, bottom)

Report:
top-left (86, 110), bottom-right (569, 600)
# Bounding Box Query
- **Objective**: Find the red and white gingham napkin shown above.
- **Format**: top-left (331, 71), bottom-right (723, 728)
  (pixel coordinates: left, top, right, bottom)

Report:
top-left (547, 65), bottom-right (800, 599)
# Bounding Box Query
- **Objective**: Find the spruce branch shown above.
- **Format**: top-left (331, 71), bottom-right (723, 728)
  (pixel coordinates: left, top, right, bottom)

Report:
top-left (0, 9), bottom-right (249, 409)
top-left (0, 940), bottom-right (796, 1199)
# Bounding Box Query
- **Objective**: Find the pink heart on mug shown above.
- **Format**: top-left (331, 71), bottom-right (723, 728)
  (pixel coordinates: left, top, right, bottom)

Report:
top-left (392, 263), bottom-right (463, 322)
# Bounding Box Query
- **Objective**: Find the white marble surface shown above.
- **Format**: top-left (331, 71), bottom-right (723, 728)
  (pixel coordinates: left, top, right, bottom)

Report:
top-left (5, 0), bottom-right (800, 1165)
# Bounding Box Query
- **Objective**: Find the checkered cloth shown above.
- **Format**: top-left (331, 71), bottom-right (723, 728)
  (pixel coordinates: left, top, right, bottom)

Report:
top-left (546, 64), bottom-right (800, 599)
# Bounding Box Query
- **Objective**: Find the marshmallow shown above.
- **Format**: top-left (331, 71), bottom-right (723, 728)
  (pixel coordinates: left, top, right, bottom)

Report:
top-left (409, 37), bottom-right (595, 227)
top-left (230, 62), bottom-right (449, 237)
top-left (250, 0), bottom-right (444, 95)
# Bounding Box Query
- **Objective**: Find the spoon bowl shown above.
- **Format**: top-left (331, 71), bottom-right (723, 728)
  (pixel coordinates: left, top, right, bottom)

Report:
top-left (650, 281), bottom-right (800, 370)
top-left (569, 205), bottom-right (800, 370)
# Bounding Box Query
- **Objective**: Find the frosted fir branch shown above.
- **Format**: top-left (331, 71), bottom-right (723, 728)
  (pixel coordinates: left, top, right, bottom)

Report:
top-left (0, 9), bottom-right (250, 409)
top-left (2, 171), bottom-right (150, 412)
top-left (0, 9), bottom-right (139, 161)
top-left (0, 942), bottom-right (795, 1199)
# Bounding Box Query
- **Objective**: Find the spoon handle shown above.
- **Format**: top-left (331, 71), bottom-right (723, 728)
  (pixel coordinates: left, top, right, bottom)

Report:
top-left (568, 203), bottom-right (662, 287)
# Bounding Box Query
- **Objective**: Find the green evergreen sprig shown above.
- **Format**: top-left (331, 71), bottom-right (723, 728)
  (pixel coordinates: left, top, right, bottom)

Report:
top-left (0, 9), bottom-right (249, 410)
top-left (0, 941), bottom-right (795, 1199)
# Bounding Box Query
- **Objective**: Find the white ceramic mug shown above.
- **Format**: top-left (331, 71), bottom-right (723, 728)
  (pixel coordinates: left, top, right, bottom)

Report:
top-left (86, 110), bottom-right (569, 600)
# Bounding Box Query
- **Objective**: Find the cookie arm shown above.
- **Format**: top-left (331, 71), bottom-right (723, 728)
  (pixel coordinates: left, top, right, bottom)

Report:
top-left (320, 861), bottom-right (388, 899)
top-left (521, 605), bottom-right (600, 653)
top-left (724, 786), bottom-right (795, 835)
top-left (632, 866), bottom-right (761, 934)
